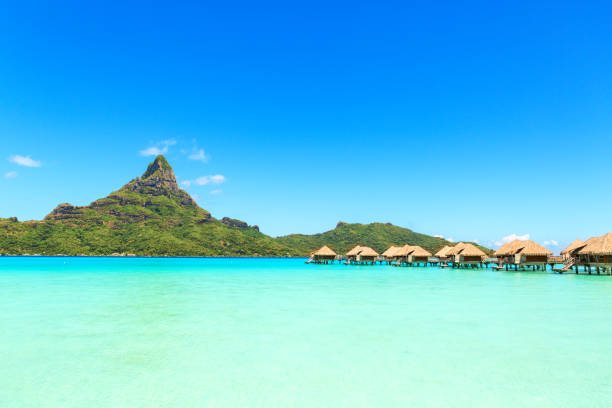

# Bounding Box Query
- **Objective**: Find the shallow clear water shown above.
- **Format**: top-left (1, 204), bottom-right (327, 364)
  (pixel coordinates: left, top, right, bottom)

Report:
top-left (1, 257), bottom-right (611, 407)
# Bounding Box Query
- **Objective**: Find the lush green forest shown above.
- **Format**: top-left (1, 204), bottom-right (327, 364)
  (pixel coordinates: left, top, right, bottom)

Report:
top-left (277, 222), bottom-right (462, 255)
top-left (0, 156), bottom-right (488, 257)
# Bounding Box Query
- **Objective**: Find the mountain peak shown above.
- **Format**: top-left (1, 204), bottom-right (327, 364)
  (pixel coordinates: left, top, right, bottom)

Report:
top-left (113, 155), bottom-right (197, 207)
top-left (136, 155), bottom-right (180, 192)
top-left (142, 155), bottom-right (173, 180)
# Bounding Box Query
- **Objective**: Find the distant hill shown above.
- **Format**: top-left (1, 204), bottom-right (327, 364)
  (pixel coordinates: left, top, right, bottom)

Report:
top-left (276, 222), bottom-right (464, 255)
top-left (0, 156), bottom-right (490, 257)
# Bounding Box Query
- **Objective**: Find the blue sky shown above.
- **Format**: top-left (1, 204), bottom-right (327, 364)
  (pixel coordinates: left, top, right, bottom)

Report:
top-left (1, 1), bottom-right (611, 251)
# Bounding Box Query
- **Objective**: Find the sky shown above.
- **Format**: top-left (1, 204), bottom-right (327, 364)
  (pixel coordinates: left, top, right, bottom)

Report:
top-left (1, 1), bottom-right (611, 252)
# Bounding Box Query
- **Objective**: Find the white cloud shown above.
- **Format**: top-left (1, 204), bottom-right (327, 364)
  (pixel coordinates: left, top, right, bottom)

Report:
top-left (210, 189), bottom-right (222, 195)
top-left (188, 148), bottom-right (209, 163)
top-left (139, 139), bottom-right (176, 156)
top-left (544, 240), bottom-right (559, 246)
top-left (447, 237), bottom-right (455, 242)
top-left (181, 174), bottom-right (226, 187)
top-left (9, 155), bottom-right (41, 167)
top-left (4, 171), bottom-right (17, 179)
top-left (140, 146), bottom-right (168, 156)
top-left (202, 175), bottom-right (226, 184)
top-left (495, 233), bottom-right (530, 247)
top-left (434, 234), bottom-right (444, 239)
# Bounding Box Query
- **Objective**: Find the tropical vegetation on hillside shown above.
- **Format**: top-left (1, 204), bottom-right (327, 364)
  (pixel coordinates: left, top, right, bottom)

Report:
top-left (0, 156), bottom-right (295, 257)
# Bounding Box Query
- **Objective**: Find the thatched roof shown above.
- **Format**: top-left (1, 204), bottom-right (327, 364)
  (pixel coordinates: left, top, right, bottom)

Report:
top-left (358, 246), bottom-right (379, 257)
top-left (516, 241), bottom-right (552, 256)
top-left (577, 235), bottom-right (601, 249)
top-left (578, 233), bottom-right (612, 255)
top-left (382, 246), bottom-right (401, 257)
top-left (409, 246), bottom-right (432, 257)
top-left (446, 242), bottom-right (466, 256)
top-left (494, 239), bottom-right (551, 256)
top-left (391, 246), bottom-right (403, 256)
top-left (345, 246), bottom-right (363, 256)
top-left (393, 245), bottom-right (431, 257)
top-left (394, 245), bottom-right (414, 257)
top-left (345, 245), bottom-right (379, 257)
top-left (312, 245), bottom-right (336, 256)
top-left (454, 243), bottom-right (486, 257)
top-left (494, 239), bottom-right (524, 256)
top-left (434, 245), bottom-right (452, 258)
top-left (560, 239), bottom-right (585, 255)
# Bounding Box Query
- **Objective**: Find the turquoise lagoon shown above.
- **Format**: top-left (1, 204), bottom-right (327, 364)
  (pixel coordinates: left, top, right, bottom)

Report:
top-left (1, 257), bottom-right (611, 407)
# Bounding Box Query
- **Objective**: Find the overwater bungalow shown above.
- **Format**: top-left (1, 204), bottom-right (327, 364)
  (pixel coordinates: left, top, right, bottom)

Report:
top-left (446, 242), bottom-right (467, 266)
top-left (392, 245), bottom-right (411, 265)
top-left (345, 246), bottom-right (379, 265)
top-left (516, 241), bottom-right (553, 270)
top-left (554, 239), bottom-right (586, 272)
top-left (446, 242), bottom-right (465, 262)
top-left (494, 239), bottom-right (552, 271)
top-left (382, 246), bottom-right (401, 264)
top-left (561, 239), bottom-right (584, 261)
top-left (575, 233), bottom-right (612, 275)
top-left (433, 245), bottom-right (453, 266)
top-left (449, 243), bottom-right (486, 268)
top-left (307, 245), bottom-right (337, 264)
top-left (359, 247), bottom-right (379, 264)
top-left (494, 240), bottom-right (524, 266)
top-left (409, 246), bottom-right (432, 266)
top-left (434, 245), bottom-right (453, 262)
top-left (394, 245), bottom-right (431, 266)
top-left (345, 245), bottom-right (361, 262)
top-left (556, 237), bottom-right (596, 273)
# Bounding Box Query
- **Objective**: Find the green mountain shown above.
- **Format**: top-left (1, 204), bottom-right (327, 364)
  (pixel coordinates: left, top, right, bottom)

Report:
top-left (276, 222), bottom-right (462, 255)
top-left (0, 156), bottom-right (297, 257)
top-left (0, 156), bottom-right (489, 257)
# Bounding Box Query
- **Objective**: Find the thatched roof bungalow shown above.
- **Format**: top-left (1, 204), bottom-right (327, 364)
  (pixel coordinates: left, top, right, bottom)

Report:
top-left (575, 233), bottom-right (612, 273)
top-left (356, 246), bottom-right (378, 264)
top-left (408, 246), bottom-right (432, 265)
top-left (560, 239), bottom-right (585, 260)
top-left (449, 243), bottom-right (486, 267)
top-left (382, 246), bottom-right (402, 262)
top-left (310, 245), bottom-right (337, 263)
top-left (394, 245), bottom-right (431, 266)
top-left (494, 239), bottom-right (552, 270)
top-left (345, 245), bottom-right (379, 264)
